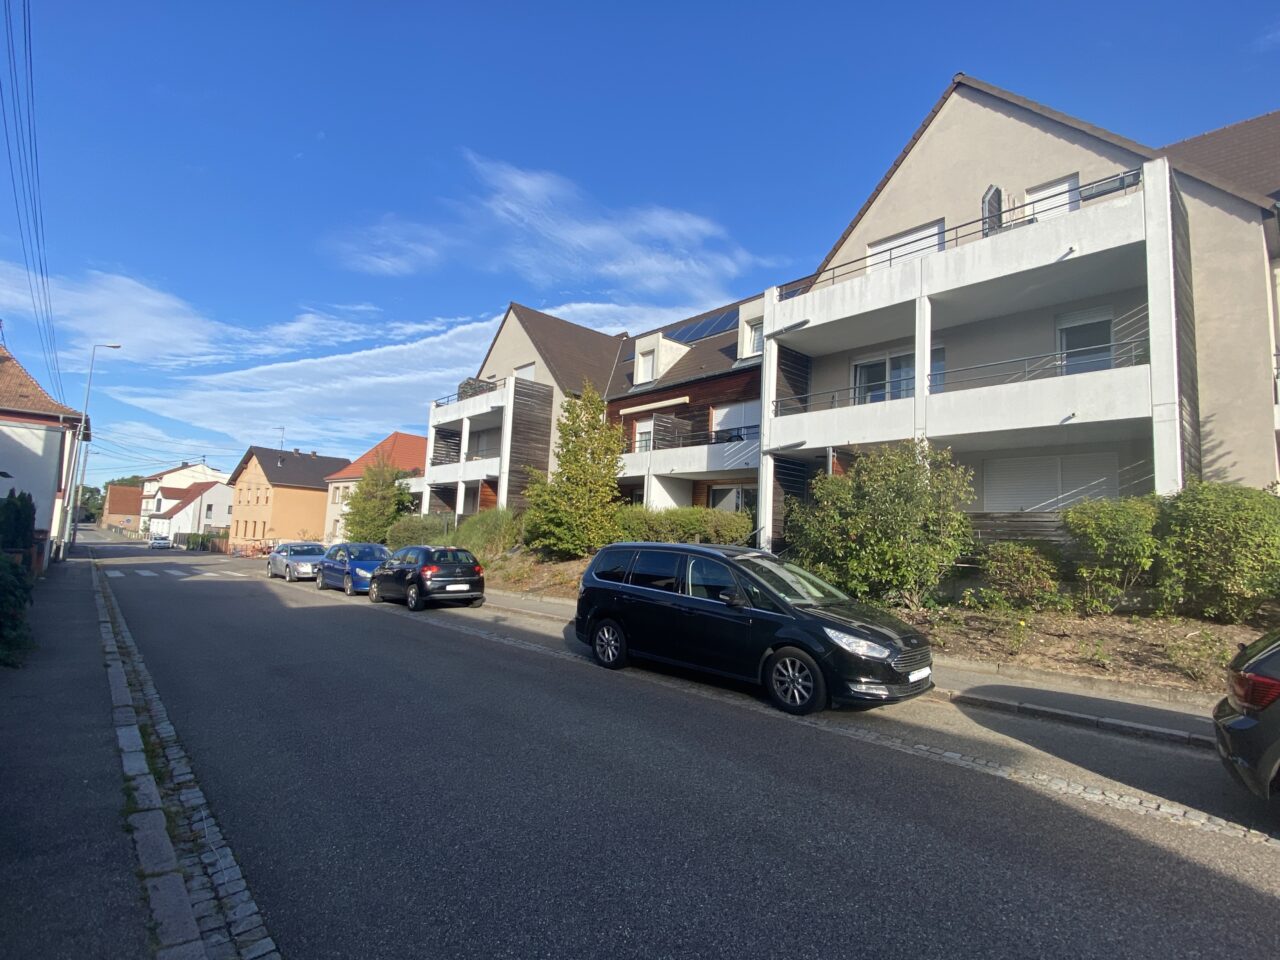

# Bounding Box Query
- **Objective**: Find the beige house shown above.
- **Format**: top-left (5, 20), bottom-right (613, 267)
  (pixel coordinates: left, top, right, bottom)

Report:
top-left (228, 447), bottom-right (350, 550)
top-left (323, 431), bottom-right (426, 543)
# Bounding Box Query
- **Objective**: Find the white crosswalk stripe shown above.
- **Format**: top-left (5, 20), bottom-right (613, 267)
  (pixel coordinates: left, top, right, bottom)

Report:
top-left (223, 571), bottom-right (248, 578)
top-left (165, 570), bottom-right (184, 577)
top-left (137, 570), bottom-right (158, 577)
top-left (105, 570), bottom-right (124, 578)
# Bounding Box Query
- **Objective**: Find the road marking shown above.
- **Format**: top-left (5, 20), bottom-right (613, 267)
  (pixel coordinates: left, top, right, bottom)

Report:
top-left (105, 570), bottom-right (124, 578)
top-left (165, 570), bottom-right (185, 577)
top-left (137, 570), bottom-right (159, 577)
top-left (223, 571), bottom-right (248, 578)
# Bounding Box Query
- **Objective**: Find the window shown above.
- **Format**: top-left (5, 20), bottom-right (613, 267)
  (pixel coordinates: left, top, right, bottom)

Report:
top-left (234, 520), bottom-right (240, 537)
top-left (852, 347), bottom-right (944, 402)
top-left (633, 418), bottom-right (653, 453)
top-left (628, 550), bottom-right (680, 593)
top-left (710, 485), bottom-right (757, 515)
top-left (325, 545), bottom-right (341, 560)
top-left (264, 490), bottom-right (269, 505)
top-left (686, 557), bottom-right (737, 602)
top-left (745, 320), bottom-right (764, 357)
top-left (1058, 308), bottom-right (1113, 375)
top-left (331, 485), bottom-right (341, 504)
top-left (981, 184), bottom-right (1003, 237)
top-left (635, 350), bottom-right (655, 384)
top-left (1026, 174), bottom-right (1080, 221)
top-left (514, 362), bottom-right (536, 381)
top-left (739, 577), bottom-right (783, 613)
top-left (226, 505), bottom-right (232, 515)
top-left (592, 548), bottom-right (635, 583)
top-left (255, 489), bottom-right (260, 505)
top-left (983, 454), bottom-right (1119, 511)
top-left (867, 220), bottom-right (945, 271)
top-left (205, 504), bottom-right (213, 519)
top-left (711, 401), bottom-right (760, 441)
top-left (853, 359), bottom-right (888, 404)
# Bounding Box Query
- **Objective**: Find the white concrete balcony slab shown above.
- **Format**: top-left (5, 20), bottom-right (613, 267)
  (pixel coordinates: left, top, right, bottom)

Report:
top-left (620, 437), bottom-right (760, 479)
top-left (768, 397), bottom-right (914, 451)
top-left (424, 461), bottom-right (462, 486)
top-left (430, 383), bottom-right (508, 430)
top-left (461, 456), bottom-right (500, 482)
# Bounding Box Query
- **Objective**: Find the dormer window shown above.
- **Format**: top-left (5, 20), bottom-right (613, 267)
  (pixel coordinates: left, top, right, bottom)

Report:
top-left (747, 320), bottom-right (763, 357)
top-left (636, 350), bottom-right (655, 384)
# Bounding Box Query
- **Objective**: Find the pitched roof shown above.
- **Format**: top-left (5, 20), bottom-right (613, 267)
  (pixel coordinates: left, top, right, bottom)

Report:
top-left (0, 344), bottom-right (85, 424)
top-left (605, 329), bottom-right (750, 398)
top-left (141, 463), bottom-right (203, 482)
top-left (157, 486), bottom-right (188, 500)
top-left (507, 302), bottom-right (624, 396)
top-left (104, 483), bottom-right (143, 516)
top-left (154, 481), bottom-right (223, 519)
top-left (813, 73), bottom-right (1277, 280)
top-left (228, 446), bottom-right (351, 490)
top-left (1163, 110), bottom-right (1280, 203)
top-left (325, 431), bottom-right (427, 482)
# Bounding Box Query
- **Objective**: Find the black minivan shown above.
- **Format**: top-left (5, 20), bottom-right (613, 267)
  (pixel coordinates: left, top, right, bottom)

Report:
top-left (575, 542), bottom-right (933, 715)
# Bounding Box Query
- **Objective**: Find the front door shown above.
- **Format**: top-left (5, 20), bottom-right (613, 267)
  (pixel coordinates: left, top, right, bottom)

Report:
top-left (679, 555), bottom-right (755, 678)
top-left (622, 549), bottom-right (685, 660)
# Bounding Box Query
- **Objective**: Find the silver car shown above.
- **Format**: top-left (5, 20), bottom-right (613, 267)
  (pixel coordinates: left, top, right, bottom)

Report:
top-left (266, 541), bottom-right (326, 581)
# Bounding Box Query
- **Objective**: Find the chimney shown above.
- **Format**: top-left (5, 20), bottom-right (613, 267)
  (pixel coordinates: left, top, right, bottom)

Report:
top-left (292, 448), bottom-right (300, 455)
top-left (310, 451), bottom-right (317, 458)
top-left (180, 461), bottom-right (189, 467)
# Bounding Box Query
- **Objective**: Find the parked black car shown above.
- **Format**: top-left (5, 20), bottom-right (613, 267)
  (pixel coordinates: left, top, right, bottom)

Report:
top-left (575, 542), bottom-right (933, 715)
top-left (1213, 630), bottom-right (1280, 801)
top-left (368, 545), bottom-right (486, 611)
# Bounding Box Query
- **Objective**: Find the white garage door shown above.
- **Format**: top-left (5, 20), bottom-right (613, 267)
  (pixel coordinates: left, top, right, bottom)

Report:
top-left (983, 453), bottom-right (1118, 511)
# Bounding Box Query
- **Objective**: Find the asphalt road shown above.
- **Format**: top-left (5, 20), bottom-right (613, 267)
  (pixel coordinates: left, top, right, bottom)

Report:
top-left (91, 535), bottom-right (1280, 959)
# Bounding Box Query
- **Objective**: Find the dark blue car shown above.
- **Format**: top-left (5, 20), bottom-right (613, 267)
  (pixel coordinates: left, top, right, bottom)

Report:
top-left (315, 542), bottom-right (391, 596)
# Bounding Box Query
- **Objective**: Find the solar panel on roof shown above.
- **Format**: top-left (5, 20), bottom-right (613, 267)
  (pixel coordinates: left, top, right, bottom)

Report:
top-left (668, 306), bottom-right (739, 344)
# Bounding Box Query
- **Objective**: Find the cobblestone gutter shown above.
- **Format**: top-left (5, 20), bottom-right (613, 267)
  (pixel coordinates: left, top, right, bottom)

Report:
top-left (94, 561), bottom-right (282, 960)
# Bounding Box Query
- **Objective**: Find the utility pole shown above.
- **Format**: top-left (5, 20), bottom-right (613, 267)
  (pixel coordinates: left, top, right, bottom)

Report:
top-left (69, 448), bottom-right (90, 545)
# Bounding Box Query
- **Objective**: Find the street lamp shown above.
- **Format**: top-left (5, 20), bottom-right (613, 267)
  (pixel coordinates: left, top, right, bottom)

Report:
top-left (61, 343), bottom-right (121, 553)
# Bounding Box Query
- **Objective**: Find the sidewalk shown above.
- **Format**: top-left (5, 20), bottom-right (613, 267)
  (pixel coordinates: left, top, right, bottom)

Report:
top-left (0, 552), bottom-right (149, 960)
top-left (484, 588), bottom-right (1217, 746)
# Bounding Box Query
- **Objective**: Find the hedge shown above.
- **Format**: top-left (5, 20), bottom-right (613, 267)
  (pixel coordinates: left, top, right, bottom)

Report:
top-left (456, 509), bottom-right (524, 559)
top-left (386, 514), bottom-right (456, 550)
top-left (1062, 496), bottom-right (1160, 614)
top-left (613, 505), bottom-right (754, 545)
top-left (0, 554), bottom-right (33, 666)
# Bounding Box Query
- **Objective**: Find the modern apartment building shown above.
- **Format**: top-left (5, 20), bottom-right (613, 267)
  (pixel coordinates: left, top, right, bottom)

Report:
top-left (422, 74), bottom-right (1280, 550)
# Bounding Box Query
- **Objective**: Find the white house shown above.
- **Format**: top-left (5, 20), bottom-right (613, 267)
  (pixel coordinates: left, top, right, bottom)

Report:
top-left (141, 462), bottom-right (229, 531)
top-left (146, 481), bottom-right (234, 540)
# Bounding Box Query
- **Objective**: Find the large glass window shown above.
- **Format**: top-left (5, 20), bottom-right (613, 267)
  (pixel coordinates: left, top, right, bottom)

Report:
top-left (853, 359), bottom-right (887, 404)
top-left (734, 555), bottom-right (849, 606)
top-left (1059, 313), bottom-right (1113, 375)
top-left (686, 557), bottom-right (737, 602)
top-left (592, 549), bottom-right (635, 583)
top-left (628, 550), bottom-right (680, 593)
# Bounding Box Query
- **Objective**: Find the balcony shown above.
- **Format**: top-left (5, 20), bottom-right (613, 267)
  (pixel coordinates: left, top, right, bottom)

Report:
top-left (620, 424), bottom-right (761, 478)
top-left (431, 377), bottom-right (508, 428)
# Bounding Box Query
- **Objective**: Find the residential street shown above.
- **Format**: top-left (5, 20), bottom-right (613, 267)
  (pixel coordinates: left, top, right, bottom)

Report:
top-left (83, 532), bottom-right (1279, 960)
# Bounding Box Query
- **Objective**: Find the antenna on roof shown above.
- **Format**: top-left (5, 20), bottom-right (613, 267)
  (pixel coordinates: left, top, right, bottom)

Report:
top-left (276, 426), bottom-right (285, 450)
top-left (0, 317), bottom-right (6, 346)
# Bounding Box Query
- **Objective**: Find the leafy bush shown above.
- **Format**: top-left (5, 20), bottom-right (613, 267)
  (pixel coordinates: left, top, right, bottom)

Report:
top-left (0, 554), bottom-right (33, 666)
top-left (613, 505), bottom-right (754, 545)
top-left (977, 541), bottom-right (1065, 611)
top-left (785, 440), bottom-right (973, 609)
top-left (456, 509), bottom-right (523, 559)
top-left (342, 457), bottom-right (415, 544)
top-left (1156, 482), bottom-right (1280, 622)
top-left (386, 514), bottom-right (455, 550)
top-left (523, 384), bottom-right (623, 558)
top-left (1062, 496), bottom-right (1160, 613)
top-left (0, 488), bottom-right (36, 549)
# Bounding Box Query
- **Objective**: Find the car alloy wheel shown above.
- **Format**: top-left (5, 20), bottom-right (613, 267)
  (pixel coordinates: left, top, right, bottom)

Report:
top-left (369, 580), bottom-right (382, 603)
top-left (285, 565), bottom-right (296, 582)
top-left (766, 647), bottom-right (827, 715)
top-left (265, 562), bottom-right (274, 578)
top-left (316, 570), bottom-right (326, 589)
top-left (406, 584), bottom-right (424, 612)
top-left (592, 619), bottom-right (626, 670)
top-left (344, 575), bottom-right (355, 597)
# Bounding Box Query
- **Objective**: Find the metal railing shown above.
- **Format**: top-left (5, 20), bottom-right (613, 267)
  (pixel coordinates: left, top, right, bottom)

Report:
top-left (434, 377), bottom-right (506, 408)
top-left (623, 423), bottom-right (761, 454)
top-left (771, 339), bottom-right (1148, 416)
top-left (776, 168), bottom-right (1142, 300)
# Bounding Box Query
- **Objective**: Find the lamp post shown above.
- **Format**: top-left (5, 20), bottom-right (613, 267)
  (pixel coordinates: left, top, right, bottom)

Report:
top-left (61, 343), bottom-right (120, 554)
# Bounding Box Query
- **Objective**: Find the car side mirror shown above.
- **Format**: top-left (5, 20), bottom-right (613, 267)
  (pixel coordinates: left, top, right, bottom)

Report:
top-left (720, 590), bottom-right (748, 608)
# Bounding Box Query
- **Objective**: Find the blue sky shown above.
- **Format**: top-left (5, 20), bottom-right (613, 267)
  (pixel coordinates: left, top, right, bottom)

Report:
top-left (1, 1), bottom-right (1277, 485)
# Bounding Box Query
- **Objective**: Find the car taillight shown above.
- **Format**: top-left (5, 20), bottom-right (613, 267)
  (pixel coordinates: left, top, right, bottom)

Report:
top-left (474, 564), bottom-right (484, 576)
top-left (420, 564), bottom-right (440, 578)
top-left (1228, 669), bottom-right (1280, 711)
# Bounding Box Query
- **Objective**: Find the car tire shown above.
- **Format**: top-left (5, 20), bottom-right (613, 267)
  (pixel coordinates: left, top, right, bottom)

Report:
top-left (405, 584), bottom-right (425, 612)
top-left (265, 562), bottom-right (275, 579)
top-left (765, 647), bottom-right (827, 715)
top-left (591, 618), bottom-right (627, 670)
top-left (468, 596), bottom-right (485, 608)
top-left (316, 570), bottom-right (326, 590)
top-left (369, 580), bottom-right (383, 603)
top-left (285, 565), bottom-right (296, 583)
top-left (343, 575), bottom-right (355, 597)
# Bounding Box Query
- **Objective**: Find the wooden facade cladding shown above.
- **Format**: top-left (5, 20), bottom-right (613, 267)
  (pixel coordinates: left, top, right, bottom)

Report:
top-left (431, 429), bottom-right (461, 466)
top-left (607, 368), bottom-right (761, 442)
top-left (771, 455), bottom-right (813, 545)
top-left (427, 485), bottom-right (456, 514)
top-left (507, 379), bottom-right (553, 509)
top-left (479, 480), bottom-right (498, 511)
top-left (775, 347), bottom-right (812, 413)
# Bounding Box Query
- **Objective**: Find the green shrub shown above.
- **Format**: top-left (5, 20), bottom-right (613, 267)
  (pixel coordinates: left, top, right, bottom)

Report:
top-left (613, 505), bottom-right (754, 545)
top-left (456, 509), bottom-right (523, 559)
top-left (977, 541), bottom-right (1065, 611)
top-left (785, 440), bottom-right (973, 609)
top-left (386, 514), bottom-right (455, 550)
top-left (1156, 483), bottom-right (1280, 622)
top-left (0, 554), bottom-right (33, 666)
top-left (343, 457), bottom-right (414, 543)
top-left (1062, 496), bottom-right (1160, 614)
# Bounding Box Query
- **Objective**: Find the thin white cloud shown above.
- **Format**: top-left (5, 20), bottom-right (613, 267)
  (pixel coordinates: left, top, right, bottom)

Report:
top-left (330, 152), bottom-right (772, 304)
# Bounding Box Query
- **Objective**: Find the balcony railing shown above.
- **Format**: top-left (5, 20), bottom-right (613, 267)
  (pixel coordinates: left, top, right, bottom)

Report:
top-left (775, 168), bottom-right (1143, 300)
top-left (772, 338), bottom-right (1149, 416)
top-left (434, 377), bottom-right (507, 408)
top-left (624, 424), bottom-right (761, 454)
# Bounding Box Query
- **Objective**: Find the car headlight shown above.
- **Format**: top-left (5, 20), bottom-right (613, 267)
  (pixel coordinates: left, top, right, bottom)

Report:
top-left (823, 627), bottom-right (892, 660)
top-left (355, 567), bottom-right (371, 577)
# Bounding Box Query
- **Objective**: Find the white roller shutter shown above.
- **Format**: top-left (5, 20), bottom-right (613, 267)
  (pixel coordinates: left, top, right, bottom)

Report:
top-left (983, 453), bottom-right (1118, 511)
top-left (867, 220), bottom-right (945, 270)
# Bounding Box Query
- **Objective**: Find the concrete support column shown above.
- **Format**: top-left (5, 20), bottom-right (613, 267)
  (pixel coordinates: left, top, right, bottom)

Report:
top-left (496, 378), bottom-right (517, 509)
top-left (757, 286), bottom-right (780, 551)
top-left (422, 419), bottom-right (436, 516)
top-left (1141, 158), bottom-right (1184, 494)
top-left (913, 295), bottom-right (932, 440)
top-left (456, 416), bottom-right (471, 523)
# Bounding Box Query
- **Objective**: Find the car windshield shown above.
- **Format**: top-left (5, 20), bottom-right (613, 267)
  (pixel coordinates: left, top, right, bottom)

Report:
top-left (350, 545), bottom-right (390, 561)
top-left (734, 555), bottom-right (848, 606)
top-left (290, 545), bottom-right (323, 556)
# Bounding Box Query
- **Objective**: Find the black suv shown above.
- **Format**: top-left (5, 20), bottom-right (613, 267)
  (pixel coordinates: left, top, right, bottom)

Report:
top-left (575, 542), bottom-right (933, 714)
top-left (1213, 630), bottom-right (1280, 801)
top-left (368, 545), bottom-right (485, 611)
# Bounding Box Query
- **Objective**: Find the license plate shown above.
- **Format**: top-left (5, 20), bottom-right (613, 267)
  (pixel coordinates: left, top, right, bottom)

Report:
top-left (909, 667), bottom-right (932, 683)
top-left (445, 583), bottom-right (469, 592)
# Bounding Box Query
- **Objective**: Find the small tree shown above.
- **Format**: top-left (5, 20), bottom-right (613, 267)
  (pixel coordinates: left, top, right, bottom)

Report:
top-left (785, 440), bottom-right (973, 609)
top-left (523, 383), bottom-right (623, 559)
top-left (0, 489), bottom-right (36, 550)
top-left (78, 485), bottom-right (104, 519)
top-left (341, 457), bottom-right (413, 544)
